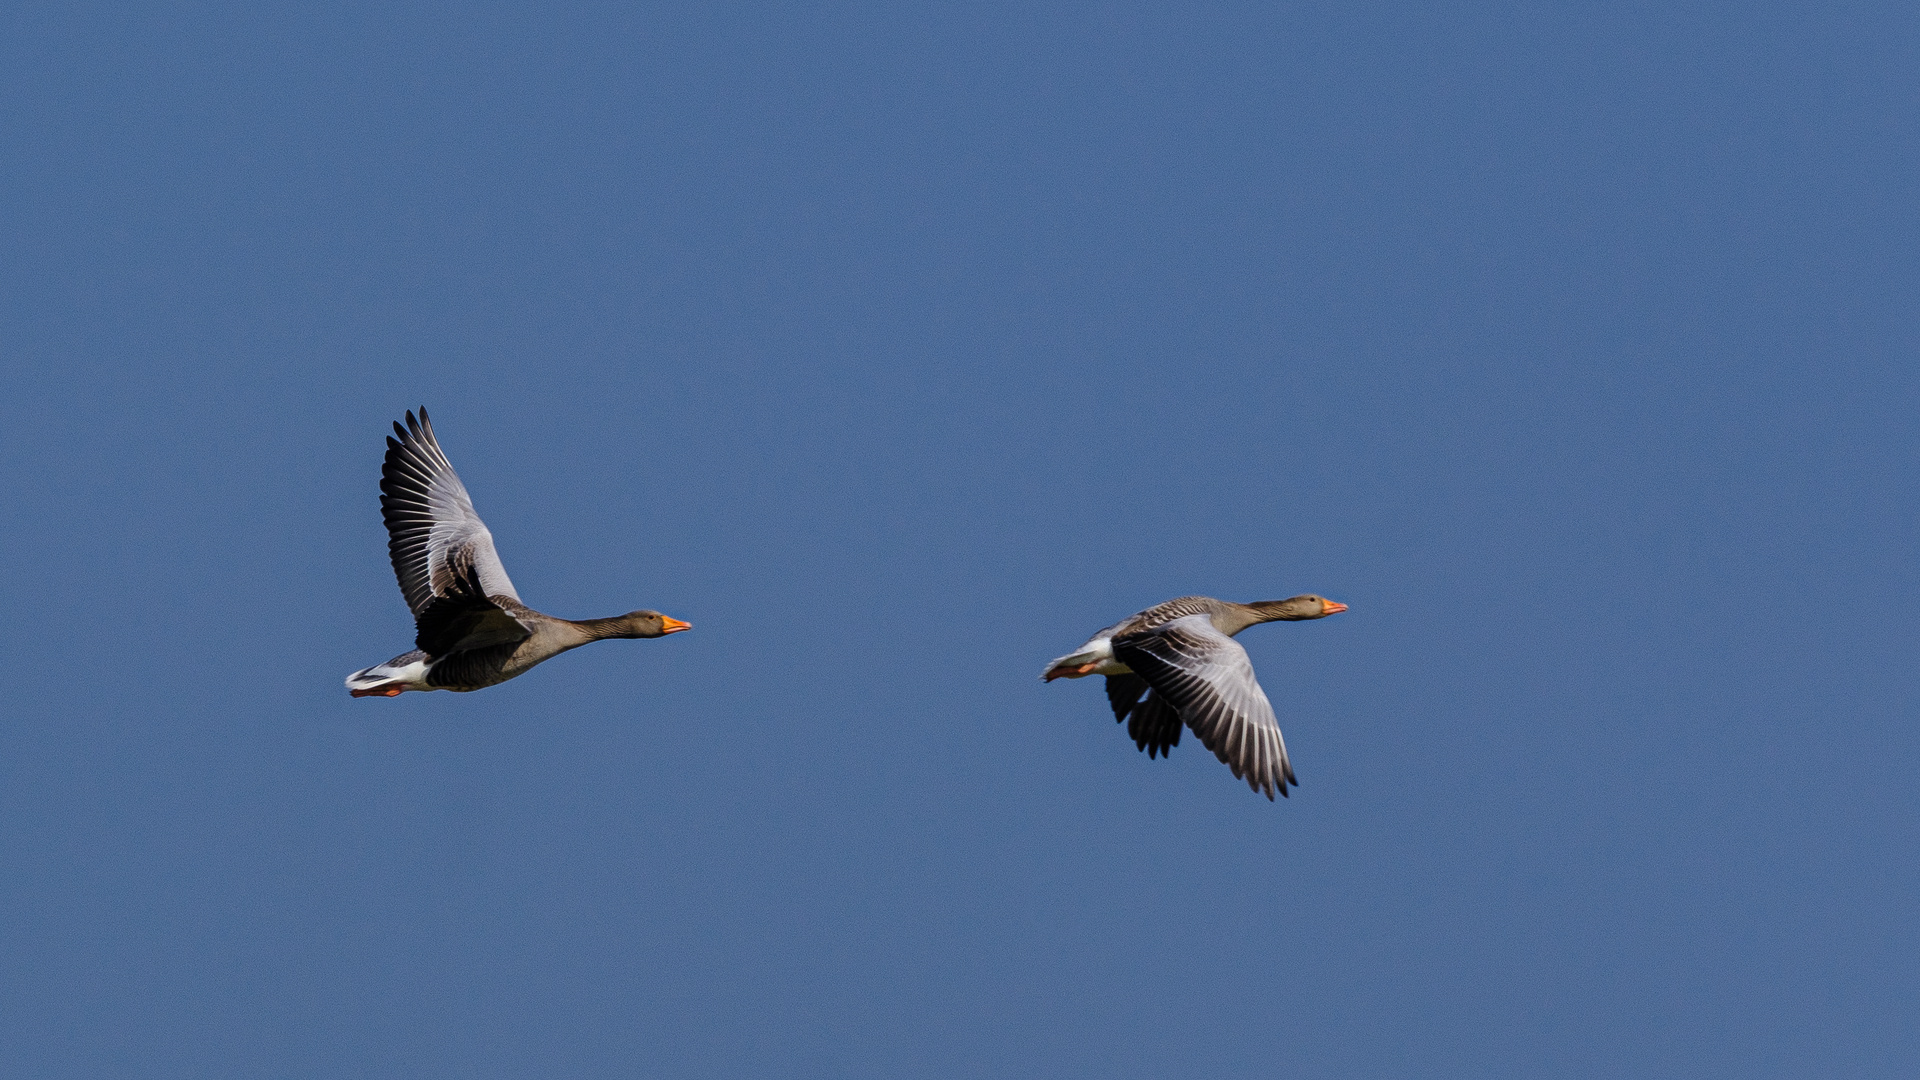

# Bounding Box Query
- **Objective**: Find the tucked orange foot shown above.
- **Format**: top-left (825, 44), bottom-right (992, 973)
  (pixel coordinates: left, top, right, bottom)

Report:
top-left (350, 686), bottom-right (405, 698)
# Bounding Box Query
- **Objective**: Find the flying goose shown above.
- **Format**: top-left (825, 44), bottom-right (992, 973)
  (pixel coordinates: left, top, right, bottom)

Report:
top-left (1043, 595), bottom-right (1346, 799)
top-left (345, 408), bottom-right (689, 697)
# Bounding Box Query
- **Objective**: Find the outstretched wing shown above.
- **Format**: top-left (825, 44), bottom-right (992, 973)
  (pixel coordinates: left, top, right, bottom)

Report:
top-left (1111, 614), bottom-right (1296, 799)
top-left (379, 408), bottom-right (522, 616)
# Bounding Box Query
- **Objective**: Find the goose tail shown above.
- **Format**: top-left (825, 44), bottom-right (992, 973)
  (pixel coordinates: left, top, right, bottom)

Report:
top-left (345, 651), bottom-right (431, 697)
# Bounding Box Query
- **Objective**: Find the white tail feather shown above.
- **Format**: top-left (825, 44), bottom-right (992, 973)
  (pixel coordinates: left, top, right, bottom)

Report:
top-left (344, 656), bottom-right (431, 691)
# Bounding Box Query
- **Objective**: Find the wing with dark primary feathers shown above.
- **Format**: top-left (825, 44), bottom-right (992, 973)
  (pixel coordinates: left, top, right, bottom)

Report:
top-left (380, 408), bottom-right (522, 617)
top-left (1105, 674), bottom-right (1149, 722)
top-left (1111, 614), bottom-right (1296, 799)
top-left (1104, 674), bottom-right (1181, 758)
top-left (1128, 692), bottom-right (1183, 759)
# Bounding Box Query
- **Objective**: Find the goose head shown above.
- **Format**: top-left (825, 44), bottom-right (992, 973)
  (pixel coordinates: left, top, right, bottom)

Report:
top-left (1252, 595), bottom-right (1348, 621)
top-left (611, 610), bottom-right (693, 638)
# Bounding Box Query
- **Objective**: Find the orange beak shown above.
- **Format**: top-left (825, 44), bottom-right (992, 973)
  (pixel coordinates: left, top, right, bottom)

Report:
top-left (1321, 601), bottom-right (1349, 615)
top-left (661, 617), bottom-right (692, 634)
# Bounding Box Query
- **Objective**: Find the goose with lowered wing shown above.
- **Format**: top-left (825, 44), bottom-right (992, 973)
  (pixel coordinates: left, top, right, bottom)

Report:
top-left (1043, 594), bottom-right (1346, 799)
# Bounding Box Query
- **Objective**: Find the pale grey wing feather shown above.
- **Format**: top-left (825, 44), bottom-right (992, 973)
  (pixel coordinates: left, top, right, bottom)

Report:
top-left (379, 408), bottom-right (522, 616)
top-left (1111, 614), bottom-right (1296, 800)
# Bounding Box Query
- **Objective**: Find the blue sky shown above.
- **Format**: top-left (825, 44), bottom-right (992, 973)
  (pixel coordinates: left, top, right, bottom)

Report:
top-left (4, 1), bottom-right (1918, 1076)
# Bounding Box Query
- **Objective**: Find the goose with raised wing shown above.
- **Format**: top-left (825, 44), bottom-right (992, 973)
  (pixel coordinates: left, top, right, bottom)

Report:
top-left (1043, 595), bottom-right (1346, 799)
top-left (345, 408), bottom-right (689, 697)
